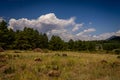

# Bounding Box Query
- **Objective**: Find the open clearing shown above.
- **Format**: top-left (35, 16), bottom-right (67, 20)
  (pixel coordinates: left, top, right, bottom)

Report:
top-left (0, 51), bottom-right (120, 80)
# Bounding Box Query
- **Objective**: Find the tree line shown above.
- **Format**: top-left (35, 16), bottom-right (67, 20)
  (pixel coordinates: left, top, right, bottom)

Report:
top-left (0, 20), bottom-right (120, 51)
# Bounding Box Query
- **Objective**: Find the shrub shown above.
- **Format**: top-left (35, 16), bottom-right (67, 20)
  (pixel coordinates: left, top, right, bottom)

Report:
top-left (117, 55), bottom-right (120, 59)
top-left (113, 49), bottom-right (120, 55)
top-left (0, 47), bottom-right (4, 52)
top-left (34, 58), bottom-right (42, 62)
top-left (4, 66), bottom-right (15, 74)
top-left (48, 70), bottom-right (61, 77)
top-left (100, 60), bottom-right (108, 64)
top-left (111, 61), bottom-right (120, 68)
top-left (62, 53), bottom-right (67, 57)
top-left (13, 54), bottom-right (20, 58)
top-left (33, 48), bottom-right (43, 52)
top-left (55, 53), bottom-right (60, 56)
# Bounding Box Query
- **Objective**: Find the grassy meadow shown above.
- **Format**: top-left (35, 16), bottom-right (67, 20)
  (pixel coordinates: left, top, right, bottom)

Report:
top-left (0, 50), bottom-right (120, 80)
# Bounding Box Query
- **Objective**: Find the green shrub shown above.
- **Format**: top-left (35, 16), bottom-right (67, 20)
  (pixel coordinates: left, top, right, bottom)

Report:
top-left (113, 49), bottom-right (120, 55)
top-left (4, 66), bottom-right (15, 74)
top-left (62, 53), bottom-right (67, 57)
top-left (55, 53), bottom-right (60, 56)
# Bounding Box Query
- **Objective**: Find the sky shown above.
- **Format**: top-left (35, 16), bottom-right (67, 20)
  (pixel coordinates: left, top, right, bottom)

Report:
top-left (0, 0), bottom-right (120, 41)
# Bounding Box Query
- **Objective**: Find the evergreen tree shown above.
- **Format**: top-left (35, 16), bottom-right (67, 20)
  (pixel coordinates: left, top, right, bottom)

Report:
top-left (0, 20), bottom-right (10, 49)
top-left (68, 39), bottom-right (74, 50)
top-left (49, 35), bottom-right (64, 50)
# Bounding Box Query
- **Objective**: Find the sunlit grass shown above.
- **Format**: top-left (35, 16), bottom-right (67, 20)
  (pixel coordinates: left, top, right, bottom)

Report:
top-left (0, 50), bottom-right (120, 80)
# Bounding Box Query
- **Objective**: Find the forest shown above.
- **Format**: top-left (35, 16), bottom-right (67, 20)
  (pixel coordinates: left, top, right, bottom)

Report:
top-left (0, 20), bottom-right (120, 53)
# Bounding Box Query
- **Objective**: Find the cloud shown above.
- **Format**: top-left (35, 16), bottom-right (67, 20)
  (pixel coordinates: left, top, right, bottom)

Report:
top-left (8, 13), bottom-right (119, 41)
top-left (72, 23), bottom-right (83, 32)
top-left (115, 30), bottom-right (120, 36)
top-left (116, 30), bottom-right (120, 34)
top-left (76, 28), bottom-right (96, 36)
top-left (92, 32), bottom-right (115, 40)
top-left (0, 17), bottom-right (4, 22)
top-left (8, 13), bottom-right (78, 32)
top-left (8, 13), bottom-right (84, 41)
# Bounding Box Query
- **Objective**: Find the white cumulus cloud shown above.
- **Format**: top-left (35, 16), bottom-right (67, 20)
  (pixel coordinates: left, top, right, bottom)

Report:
top-left (8, 13), bottom-right (120, 41)
top-left (8, 13), bottom-right (78, 33)
top-left (76, 28), bottom-right (96, 36)
top-left (72, 23), bottom-right (83, 32)
top-left (8, 13), bottom-right (84, 41)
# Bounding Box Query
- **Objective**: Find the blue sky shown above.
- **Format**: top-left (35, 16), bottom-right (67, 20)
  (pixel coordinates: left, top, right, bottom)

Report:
top-left (0, 0), bottom-right (120, 41)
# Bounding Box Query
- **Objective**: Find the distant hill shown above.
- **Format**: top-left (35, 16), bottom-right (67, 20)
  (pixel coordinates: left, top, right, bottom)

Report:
top-left (106, 35), bottom-right (120, 41)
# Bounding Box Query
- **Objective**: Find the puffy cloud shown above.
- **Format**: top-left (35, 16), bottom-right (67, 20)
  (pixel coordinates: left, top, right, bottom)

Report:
top-left (116, 30), bottom-right (120, 33)
top-left (76, 28), bottom-right (96, 36)
top-left (116, 30), bottom-right (120, 36)
top-left (75, 29), bottom-right (120, 41)
top-left (72, 23), bottom-right (83, 32)
top-left (8, 13), bottom-right (84, 41)
top-left (8, 13), bottom-right (77, 33)
top-left (8, 13), bottom-right (119, 41)
top-left (0, 17), bottom-right (4, 22)
top-left (92, 32), bottom-right (115, 40)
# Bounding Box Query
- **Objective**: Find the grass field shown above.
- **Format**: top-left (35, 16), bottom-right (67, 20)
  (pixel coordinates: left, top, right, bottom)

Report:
top-left (0, 50), bottom-right (120, 80)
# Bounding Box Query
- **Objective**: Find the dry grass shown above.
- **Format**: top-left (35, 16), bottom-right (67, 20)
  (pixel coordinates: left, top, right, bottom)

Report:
top-left (0, 51), bottom-right (120, 80)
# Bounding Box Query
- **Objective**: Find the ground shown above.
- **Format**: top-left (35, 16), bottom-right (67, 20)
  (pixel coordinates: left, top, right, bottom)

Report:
top-left (0, 50), bottom-right (120, 80)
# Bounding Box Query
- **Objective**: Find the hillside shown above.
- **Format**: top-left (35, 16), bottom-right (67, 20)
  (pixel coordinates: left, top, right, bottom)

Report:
top-left (106, 35), bottom-right (120, 41)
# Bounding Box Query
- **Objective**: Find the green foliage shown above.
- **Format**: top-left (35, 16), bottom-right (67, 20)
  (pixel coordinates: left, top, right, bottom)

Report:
top-left (68, 39), bottom-right (74, 50)
top-left (113, 49), bottom-right (120, 55)
top-left (49, 35), bottom-right (64, 50)
top-left (0, 20), bottom-right (12, 48)
top-left (13, 27), bottom-right (48, 50)
top-left (0, 20), bottom-right (120, 52)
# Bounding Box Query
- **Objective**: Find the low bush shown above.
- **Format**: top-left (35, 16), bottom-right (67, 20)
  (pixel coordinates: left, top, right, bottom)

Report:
top-left (117, 55), bottom-right (120, 59)
top-left (113, 49), bottom-right (120, 55)
top-left (55, 53), bottom-right (60, 56)
top-left (62, 53), bottom-right (67, 57)
top-left (0, 47), bottom-right (4, 52)
top-left (4, 66), bottom-right (15, 74)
